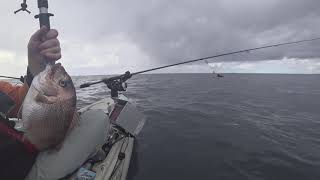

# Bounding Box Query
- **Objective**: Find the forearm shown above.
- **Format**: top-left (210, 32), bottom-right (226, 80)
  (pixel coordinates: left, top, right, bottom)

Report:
top-left (0, 81), bottom-right (29, 118)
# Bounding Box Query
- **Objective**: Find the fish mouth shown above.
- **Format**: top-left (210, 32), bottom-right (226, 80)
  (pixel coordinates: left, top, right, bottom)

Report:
top-left (52, 63), bottom-right (62, 71)
top-left (49, 63), bottom-right (66, 78)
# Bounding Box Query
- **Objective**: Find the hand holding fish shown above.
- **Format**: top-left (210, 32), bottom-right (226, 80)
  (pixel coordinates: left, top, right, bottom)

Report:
top-left (28, 26), bottom-right (61, 76)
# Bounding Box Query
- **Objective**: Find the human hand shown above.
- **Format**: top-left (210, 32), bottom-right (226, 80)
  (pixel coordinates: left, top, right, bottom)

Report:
top-left (28, 26), bottom-right (61, 76)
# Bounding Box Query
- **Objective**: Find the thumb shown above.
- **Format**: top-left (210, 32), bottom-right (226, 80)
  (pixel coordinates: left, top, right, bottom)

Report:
top-left (30, 26), bottom-right (49, 42)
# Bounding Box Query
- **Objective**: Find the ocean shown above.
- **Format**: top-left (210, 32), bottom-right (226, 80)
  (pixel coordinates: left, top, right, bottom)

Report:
top-left (73, 73), bottom-right (320, 180)
top-left (6, 73), bottom-right (318, 180)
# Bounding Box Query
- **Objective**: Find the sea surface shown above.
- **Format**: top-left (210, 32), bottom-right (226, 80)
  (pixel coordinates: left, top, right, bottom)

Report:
top-left (74, 74), bottom-right (320, 180)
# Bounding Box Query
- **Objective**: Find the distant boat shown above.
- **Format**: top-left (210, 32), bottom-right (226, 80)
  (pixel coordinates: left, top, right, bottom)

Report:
top-left (217, 74), bottom-right (224, 78)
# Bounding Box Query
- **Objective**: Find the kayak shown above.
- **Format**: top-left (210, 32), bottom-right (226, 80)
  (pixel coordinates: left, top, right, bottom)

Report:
top-left (64, 94), bottom-right (145, 180)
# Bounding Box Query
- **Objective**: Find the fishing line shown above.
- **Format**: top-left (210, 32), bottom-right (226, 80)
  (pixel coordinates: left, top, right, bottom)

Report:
top-left (204, 60), bottom-right (216, 74)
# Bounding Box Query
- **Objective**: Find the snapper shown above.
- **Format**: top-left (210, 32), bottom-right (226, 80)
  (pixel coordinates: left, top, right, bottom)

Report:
top-left (21, 63), bottom-right (78, 150)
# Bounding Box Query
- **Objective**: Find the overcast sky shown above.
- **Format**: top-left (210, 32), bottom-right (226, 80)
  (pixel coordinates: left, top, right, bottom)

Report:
top-left (0, 0), bottom-right (320, 76)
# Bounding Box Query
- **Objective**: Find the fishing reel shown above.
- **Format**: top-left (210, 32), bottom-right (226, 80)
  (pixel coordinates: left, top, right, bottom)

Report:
top-left (80, 71), bottom-right (132, 98)
top-left (104, 72), bottom-right (131, 98)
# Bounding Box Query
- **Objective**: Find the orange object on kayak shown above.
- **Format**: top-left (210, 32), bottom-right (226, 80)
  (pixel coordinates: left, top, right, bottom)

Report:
top-left (0, 81), bottom-right (29, 118)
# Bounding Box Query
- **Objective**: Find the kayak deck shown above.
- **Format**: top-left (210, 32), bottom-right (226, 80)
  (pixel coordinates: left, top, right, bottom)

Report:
top-left (93, 136), bottom-right (134, 180)
top-left (71, 96), bottom-right (135, 180)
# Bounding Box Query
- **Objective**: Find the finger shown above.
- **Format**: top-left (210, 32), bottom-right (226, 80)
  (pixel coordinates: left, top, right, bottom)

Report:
top-left (45, 29), bottom-right (59, 40)
top-left (30, 26), bottom-right (48, 42)
top-left (40, 47), bottom-right (61, 55)
top-left (44, 53), bottom-right (62, 61)
top-left (38, 39), bottom-right (60, 50)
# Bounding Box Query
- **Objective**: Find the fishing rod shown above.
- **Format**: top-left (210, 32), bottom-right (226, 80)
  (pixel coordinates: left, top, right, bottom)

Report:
top-left (79, 37), bottom-right (320, 97)
top-left (34, 0), bottom-right (54, 30)
top-left (15, 0), bottom-right (54, 65)
top-left (35, 0), bottom-right (54, 65)
top-left (0, 76), bottom-right (24, 81)
top-left (130, 37), bottom-right (320, 75)
top-left (15, 0), bottom-right (54, 29)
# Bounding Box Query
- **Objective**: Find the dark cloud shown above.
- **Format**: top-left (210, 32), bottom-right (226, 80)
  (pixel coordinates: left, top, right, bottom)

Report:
top-left (95, 0), bottom-right (320, 64)
top-left (6, 0), bottom-right (320, 64)
top-left (1, 0), bottom-right (320, 75)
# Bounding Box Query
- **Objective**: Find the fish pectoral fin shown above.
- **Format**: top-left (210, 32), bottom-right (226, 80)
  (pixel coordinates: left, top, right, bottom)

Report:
top-left (35, 94), bottom-right (57, 104)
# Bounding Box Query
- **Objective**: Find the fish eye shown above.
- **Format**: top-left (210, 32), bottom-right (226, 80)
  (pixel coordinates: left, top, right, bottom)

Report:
top-left (59, 80), bottom-right (67, 87)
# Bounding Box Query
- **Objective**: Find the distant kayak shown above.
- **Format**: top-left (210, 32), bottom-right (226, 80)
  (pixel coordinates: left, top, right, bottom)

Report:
top-left (217, 74), bottom-right (224, 78)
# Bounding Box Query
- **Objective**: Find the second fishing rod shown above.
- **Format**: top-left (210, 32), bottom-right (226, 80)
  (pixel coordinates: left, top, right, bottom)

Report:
top-left (79, 37), bottom-right (320, 90)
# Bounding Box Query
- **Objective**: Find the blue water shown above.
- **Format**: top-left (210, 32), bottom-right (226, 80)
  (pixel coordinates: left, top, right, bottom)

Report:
top-left (74, 74), bottom-right (320, 180)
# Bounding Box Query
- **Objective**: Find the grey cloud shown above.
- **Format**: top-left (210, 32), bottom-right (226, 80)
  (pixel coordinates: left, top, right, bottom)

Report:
top-left (1, 0), bottom-right (320, 74)
top-left (104, 0), bottom-right (320, 64)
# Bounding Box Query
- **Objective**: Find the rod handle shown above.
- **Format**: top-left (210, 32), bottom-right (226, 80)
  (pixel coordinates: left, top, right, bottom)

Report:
top-left (35, 13), bottom-right (54, 30)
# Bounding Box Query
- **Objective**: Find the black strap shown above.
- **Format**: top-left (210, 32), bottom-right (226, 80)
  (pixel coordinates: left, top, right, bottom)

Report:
top-left (0, 91), bottom-right (16, 128)
top-left (0, 115), bottom-right (15, 128)
top-left (0, 91), bottom-right (15, 115)
top-left (26, 66), bottom-right (34, 87)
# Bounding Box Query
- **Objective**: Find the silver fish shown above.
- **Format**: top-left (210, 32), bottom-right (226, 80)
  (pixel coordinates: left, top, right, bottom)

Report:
top-left (21, 63), bottom-right (78, 150)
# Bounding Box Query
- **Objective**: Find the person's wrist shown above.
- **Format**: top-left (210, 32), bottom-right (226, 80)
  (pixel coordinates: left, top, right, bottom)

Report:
top-left (28, 58), bottom-right (46, 76)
